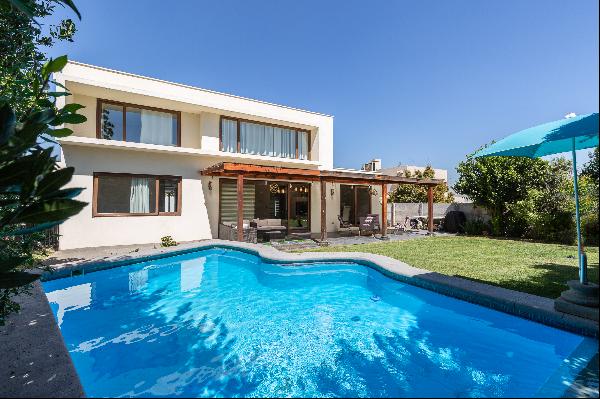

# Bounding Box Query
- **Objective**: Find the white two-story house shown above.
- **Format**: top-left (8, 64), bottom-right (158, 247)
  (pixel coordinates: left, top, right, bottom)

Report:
top-left (55, 62), bottom-right (439, 250)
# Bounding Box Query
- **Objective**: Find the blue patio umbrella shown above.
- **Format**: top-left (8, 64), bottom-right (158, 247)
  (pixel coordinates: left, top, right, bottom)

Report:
top-left (475, 112), bottom-right (599, 284)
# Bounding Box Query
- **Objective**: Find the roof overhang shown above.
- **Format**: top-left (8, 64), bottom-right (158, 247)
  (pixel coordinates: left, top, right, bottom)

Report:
top-left (200, 162), bottom-right (442, 186)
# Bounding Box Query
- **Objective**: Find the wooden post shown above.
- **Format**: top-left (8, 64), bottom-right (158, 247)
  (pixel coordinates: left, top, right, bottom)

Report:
top-left (320, 179), bottom-right (327, 242)
top-left (237, 174), bottom-right (244, 241)
top-left (427, 185), bottom-right (434, 234)
top-left (381, 183), bottom-right (388, 238)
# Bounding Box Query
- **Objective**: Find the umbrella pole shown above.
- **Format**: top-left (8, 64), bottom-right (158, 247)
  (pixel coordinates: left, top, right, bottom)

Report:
top-left (571, 138), bottom-right (586, 284)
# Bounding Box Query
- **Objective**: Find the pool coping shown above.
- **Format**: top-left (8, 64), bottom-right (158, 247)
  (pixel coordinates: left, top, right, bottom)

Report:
top-left (0, 281), bottom-right (85, 398)
top-left (40, 239), bottom-right (599, 338)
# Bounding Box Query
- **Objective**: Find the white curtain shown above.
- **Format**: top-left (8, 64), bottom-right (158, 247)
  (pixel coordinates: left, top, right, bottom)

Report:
top-left (130, 177), bottom-right (151, 213)
top-left (140, 110), bottom-right (174, 146)
top-left (298, 131), bottom-right (308, 160)
top-left (221, 119), bottom-right (237, 152)
top-left (163, 184), bottom-right (176, 212)
top-left (240, 122), bottom-right (274, 156)
top-left (274, 128), bottom-right (295, 158)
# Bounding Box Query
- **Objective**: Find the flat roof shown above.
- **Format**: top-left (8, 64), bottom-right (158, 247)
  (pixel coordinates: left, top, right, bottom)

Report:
top-left (66, 61), bottom-right (333, 118)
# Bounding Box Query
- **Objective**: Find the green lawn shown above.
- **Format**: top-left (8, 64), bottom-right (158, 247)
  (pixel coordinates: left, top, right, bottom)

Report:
top-left (302, 236), bottom-right (599, 298)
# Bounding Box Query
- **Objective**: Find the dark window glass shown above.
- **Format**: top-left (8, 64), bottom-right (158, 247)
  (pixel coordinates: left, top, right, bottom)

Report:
top-left (96, 175), bottom-right (156, 214)
top-left (100, 104), bottom-right (123, 140)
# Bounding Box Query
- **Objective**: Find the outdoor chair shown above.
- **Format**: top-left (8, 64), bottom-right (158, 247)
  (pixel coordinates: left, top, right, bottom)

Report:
top-left (338, 215), bottom-right (359, 236)
top-left (359, 214), bottom-right (380, 236)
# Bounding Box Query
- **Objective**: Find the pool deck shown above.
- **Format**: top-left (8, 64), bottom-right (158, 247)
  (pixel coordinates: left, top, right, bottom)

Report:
top-left (1, 239), bottom-right (598, 398)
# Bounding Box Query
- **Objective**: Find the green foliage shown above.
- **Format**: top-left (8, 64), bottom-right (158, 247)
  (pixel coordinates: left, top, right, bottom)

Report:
top-left (455, 148), bottom-right (549, 236)
top-left (0, 0), bottom-right (85, 324)
top-left (0, 0), bottom-right (79, 118)
top-left (518, 159), bottom-right (575, 244)
top-left (160, 236), bottom-right (178, 247)
top-left (579, 147), bottom-right (599, 247)
top-left (582, 213), bottom-right (599, 247)
top-left (388, 166), bottom-right (454, 203)
top-left (462, 218), bottom-right (491, 236)
top-left (581, 146), bottom-right (599, 183)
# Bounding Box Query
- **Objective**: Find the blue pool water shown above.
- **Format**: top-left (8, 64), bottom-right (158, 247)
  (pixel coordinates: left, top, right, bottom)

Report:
top-left (43, 248), bottom-right (597, 398)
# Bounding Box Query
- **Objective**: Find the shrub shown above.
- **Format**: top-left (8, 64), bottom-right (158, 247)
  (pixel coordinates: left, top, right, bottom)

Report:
top-left (160, 236), bottom-right (177, 247)
top-left (462, 218), bottom-right (491, 236)
top-left (582, 213), bottom-right (599, 247)
top-left (506, 188), bottom-right (576, 245)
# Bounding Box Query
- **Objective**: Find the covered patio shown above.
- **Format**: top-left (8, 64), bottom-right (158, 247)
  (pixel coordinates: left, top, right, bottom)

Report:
top-left (201, 162), bottom-right (443, 242)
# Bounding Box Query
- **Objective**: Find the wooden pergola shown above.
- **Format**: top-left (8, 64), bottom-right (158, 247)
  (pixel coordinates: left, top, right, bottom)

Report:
top-left (201, 162), bottom-right (443, 241)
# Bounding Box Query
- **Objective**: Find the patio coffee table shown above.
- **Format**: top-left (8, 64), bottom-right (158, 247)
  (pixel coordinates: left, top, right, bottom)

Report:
top-left (264, 230), bottom-right (285, 242)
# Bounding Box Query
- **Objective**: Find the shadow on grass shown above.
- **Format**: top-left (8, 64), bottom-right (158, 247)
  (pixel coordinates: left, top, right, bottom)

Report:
top-left (454, 262), bottom-right (599, 299)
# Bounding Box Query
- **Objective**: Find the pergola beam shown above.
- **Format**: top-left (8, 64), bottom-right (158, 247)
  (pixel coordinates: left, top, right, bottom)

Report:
top-left (200, 162), bottom-right (443, 186)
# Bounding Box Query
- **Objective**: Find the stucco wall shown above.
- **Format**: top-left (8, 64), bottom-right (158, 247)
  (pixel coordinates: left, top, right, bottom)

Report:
top-left (54, 61), bottom-right (340, 249)
top-left (56, 61), bottom-right (334, 169)
top-left (58, 146), bottom-right (220, 250)
top-left (59, 145), bottom-right (352, 249)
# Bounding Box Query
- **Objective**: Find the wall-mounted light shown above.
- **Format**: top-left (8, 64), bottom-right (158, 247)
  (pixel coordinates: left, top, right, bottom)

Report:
top-left (208, 180), bottom-right (213, 191)
top-left (330, 183), bottom-right (335, 197)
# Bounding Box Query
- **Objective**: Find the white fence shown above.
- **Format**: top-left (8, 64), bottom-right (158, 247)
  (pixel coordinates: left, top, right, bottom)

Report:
top-left (387, 202), bottom-right (489, 225)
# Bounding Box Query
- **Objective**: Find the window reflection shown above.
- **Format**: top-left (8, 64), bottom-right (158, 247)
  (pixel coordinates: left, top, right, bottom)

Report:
top-left (180, 258), bottom-right (205, 292)
top-left (46, 283), bottom-right (92, 326)
top-left (100, 104), bottom-right (123, 140)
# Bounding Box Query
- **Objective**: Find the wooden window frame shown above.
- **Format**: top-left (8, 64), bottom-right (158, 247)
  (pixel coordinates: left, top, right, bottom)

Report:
top-left (96, 99), bottom-right (182, 147)
top-left (219, 116), bottom-right (311, 160)
top-left (92, 172), bottom-right (182, 217)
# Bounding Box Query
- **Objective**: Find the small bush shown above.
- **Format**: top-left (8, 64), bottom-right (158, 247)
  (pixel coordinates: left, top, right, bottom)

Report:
top-left (160, 236), bottom-right (178, 247)
top-left (462, 218), bottom-right (491, 236)
top-left (582, 213), bottom-right (599, 246)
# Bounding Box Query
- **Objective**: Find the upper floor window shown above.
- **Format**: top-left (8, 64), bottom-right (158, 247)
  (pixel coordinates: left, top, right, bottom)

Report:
top-left (220, 117), bottom-right (310, 160)
top-left (97, 99), bottom-right (180, 147)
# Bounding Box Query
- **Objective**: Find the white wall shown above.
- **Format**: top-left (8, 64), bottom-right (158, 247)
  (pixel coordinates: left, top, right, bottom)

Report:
top-left (56, 61), bottom-right (334, 169)
top-left (54, 61), bottom-right (340, 248)
top-left (58, 146), bottom-right (221, 250)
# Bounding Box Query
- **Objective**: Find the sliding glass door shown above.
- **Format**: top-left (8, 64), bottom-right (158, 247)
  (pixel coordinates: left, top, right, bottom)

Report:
top-left (218, 179), bottom-right (311, 233)
top-left (288, 183), bottom-right (310, 231)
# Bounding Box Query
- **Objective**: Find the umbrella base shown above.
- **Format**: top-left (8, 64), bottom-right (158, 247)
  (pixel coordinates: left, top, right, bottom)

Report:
top-left (554, 280), bottom-right (599, 322)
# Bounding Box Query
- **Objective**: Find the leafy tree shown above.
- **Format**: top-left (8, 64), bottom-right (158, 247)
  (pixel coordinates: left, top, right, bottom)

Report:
top-left (580, 146), bottom-right (599, 209)
top-left (581, 146), bottom-right (599, 182)
top-left (0, 0), bottom-right (85, 324)
top-left (506, 158), bottom-right (576, 243)
top-left (0, 0), bottom-right (78, 117)
top-left (454, 149), bottom-right (548, 236)
top-left (579, 147), bottom-right (599, 246)
top-left (388, 166), bottom-right (454, 203)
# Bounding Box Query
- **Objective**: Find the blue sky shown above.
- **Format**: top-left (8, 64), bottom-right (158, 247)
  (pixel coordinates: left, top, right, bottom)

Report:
top-left (46, 0), bottom-right (599, 183)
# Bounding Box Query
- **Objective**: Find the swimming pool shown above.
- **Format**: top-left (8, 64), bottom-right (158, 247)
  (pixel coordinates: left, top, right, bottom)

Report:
top-left (43, 247), bottom-right (597, 397)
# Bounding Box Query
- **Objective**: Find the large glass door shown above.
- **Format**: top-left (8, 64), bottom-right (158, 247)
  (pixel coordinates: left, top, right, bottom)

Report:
top-left (288, 183), bottom-right (310, 232)
top-left (340, 185), bottom-right (371, 225)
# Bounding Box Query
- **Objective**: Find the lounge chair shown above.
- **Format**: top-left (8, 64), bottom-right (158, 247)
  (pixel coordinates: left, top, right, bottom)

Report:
top-left (338, 215), bottom-right (359, 236)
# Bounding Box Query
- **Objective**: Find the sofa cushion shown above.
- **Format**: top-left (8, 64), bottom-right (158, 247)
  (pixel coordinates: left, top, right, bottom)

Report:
top-left (257, 225), bottom-right (286, 231)
top-left (267, 219), bottom-right (282, 226)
